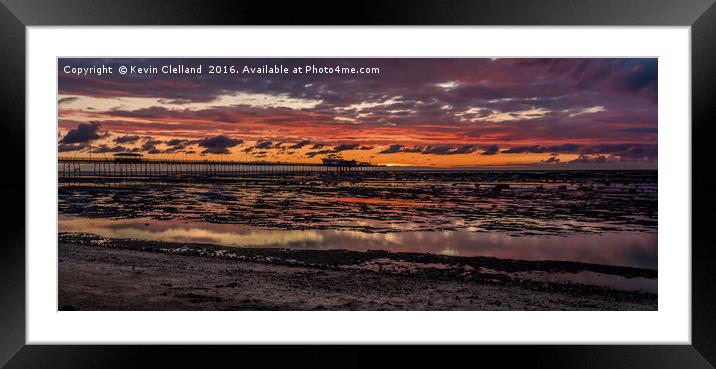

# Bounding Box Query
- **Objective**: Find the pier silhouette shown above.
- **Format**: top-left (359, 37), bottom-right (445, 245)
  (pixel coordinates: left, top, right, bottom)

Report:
top-left (58, 154), bottom-right (383, 178)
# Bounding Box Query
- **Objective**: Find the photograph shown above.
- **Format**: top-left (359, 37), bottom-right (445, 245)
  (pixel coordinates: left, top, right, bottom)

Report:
top-left (2, 0), bottom-right (711, 365)
top-left (57, 57), bottom-right (658, 311)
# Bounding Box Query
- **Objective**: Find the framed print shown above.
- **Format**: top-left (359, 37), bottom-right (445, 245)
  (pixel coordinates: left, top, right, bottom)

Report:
top-left (2, 0), bottom-right (716, 368)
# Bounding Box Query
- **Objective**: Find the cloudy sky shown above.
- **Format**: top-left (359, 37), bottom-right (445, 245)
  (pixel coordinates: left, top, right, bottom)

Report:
top-left (58, 58), bottom-right (657, 169)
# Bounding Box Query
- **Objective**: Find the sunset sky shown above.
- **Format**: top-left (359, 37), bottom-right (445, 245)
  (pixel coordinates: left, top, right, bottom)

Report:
top-left (58, 58), bottom-right (657, 169)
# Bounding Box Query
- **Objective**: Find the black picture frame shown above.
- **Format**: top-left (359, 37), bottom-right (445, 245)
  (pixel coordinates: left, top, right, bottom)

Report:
top-left (1, 0), bottom-right (715, 368)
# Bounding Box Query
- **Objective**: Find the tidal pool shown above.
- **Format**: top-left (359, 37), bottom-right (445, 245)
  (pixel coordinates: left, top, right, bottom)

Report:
top-left (59, 215), bottom-right (657, 269)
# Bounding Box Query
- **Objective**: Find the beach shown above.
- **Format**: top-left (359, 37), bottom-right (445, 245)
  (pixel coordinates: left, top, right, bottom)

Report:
top-left (58, 171), bottom-right (658, 311)
top-left (58, 233), bottom-right (657, 311)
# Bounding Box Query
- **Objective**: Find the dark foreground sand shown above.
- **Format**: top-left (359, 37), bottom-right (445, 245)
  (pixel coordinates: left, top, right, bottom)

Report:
top-left (58, 233), bottom-right (657, 311)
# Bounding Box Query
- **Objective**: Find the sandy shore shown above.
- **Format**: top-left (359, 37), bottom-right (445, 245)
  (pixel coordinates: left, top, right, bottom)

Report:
top-left (58, 233), bottom-right (656, 311)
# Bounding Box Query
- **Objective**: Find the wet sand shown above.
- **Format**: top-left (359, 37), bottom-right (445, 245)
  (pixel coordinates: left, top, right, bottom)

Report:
top-left (59, 171), bottom-right (658, 236)
top-left (58, 233), bottom-right (657, 311)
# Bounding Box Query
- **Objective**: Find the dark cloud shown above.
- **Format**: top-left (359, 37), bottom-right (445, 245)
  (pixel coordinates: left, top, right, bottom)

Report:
top-left (333, 143), bottom-right (360, 152)
top-left (589, 144), bottom-right (657, 160)
top-left (162, 138), bottom-right (197, 153)
top-left (58, 96), bottom-right (79, 105)
top-left (197, 135), bottom-right (243, 154)
top-left (114, 135), bottom-right (142, 144)
top-left (542, 155), bottom-right (560, 163)
top-left (613, 60), bottom-right (658, 102)
top-left (423, 145), bottom-right (477, 155)
top-left (569, 154), bottom-right (609, 164)
top-left (241, 140), bottom-right (285, 153)
top-left (500, 143), bottom-right (656, 162)
top-left (288, 140), bottom-right (311, 149)
top-left (548, 144), bottom-right (581, 152)
top-left (166, 138), bottom-right (193, 147)
top-left (59, 121), bottom-right (102, 144)
top-left (544, 59), bottom-right (658, 103)
top-left (305, 149), bottom-right (334, 158)
top-left (621, 127), bottom-right (658, 133)
top-left (419, 146), bottom-right (453, 154)
top-left (396, 146), bottom-right (424, 154)
top-left (379, 144), bottom-right (403, 154)
top-left (502, 144), bottom-right (581, 154)
top-left (92, 144), bottom-right (141, 154)
top-left (255, 141), bottom-right (275, 149)
top-left (379, 144), bottom-right (477, 155)
top-left (58, 143), bottom-right (86, 152)
top-left (501, 146), bottom-right (543, 154)
top-left (303, 143), bottom-right (370, 158)
top-left (141, 139), bottom-right (162, 153)
top-left (481, 145), bottom-right (500, 156)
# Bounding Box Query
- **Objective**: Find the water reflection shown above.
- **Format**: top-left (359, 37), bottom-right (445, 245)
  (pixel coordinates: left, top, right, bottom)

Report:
top-left (59, 215), bottom-right (657, 269)
top-left (510, 270), bottom-right (656, 293)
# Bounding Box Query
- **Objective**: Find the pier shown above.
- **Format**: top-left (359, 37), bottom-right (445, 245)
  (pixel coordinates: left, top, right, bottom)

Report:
top-left (58, 154), bottom-right (383, 178)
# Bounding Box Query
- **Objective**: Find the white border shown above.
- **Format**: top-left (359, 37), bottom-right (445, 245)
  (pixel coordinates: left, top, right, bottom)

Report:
top-left (27, 27), bottom-right (690, 344)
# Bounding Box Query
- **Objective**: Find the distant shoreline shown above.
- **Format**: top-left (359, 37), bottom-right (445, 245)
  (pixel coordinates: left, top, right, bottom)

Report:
top-left (58, 233), bottom-right (657, 311)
